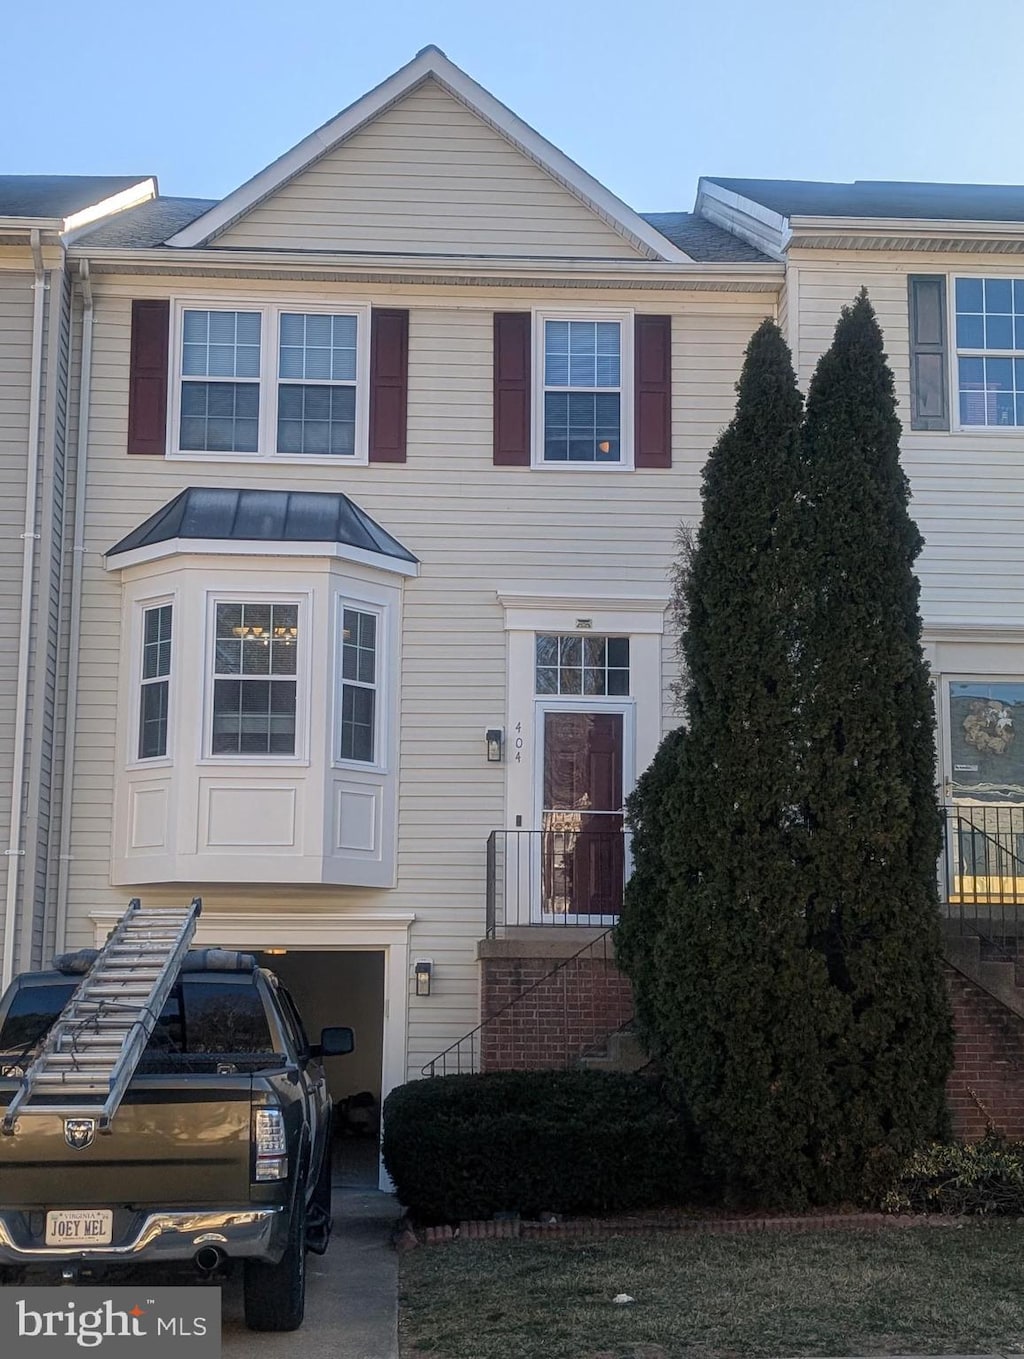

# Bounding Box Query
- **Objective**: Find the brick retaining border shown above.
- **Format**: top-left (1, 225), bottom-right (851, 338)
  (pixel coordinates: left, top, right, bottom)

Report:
top-left (407, 1211), bottom-right (960, 1248)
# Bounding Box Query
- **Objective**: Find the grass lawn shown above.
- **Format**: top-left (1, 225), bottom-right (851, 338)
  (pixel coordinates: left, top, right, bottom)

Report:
top-left (399, 1223), bottom-right (1024, 1358)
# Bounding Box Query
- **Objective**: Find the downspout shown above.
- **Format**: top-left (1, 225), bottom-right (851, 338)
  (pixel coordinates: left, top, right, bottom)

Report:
top-left (2, 232), bottom-right (48, 989)
top-left (53, 260), bottom-right (93, 958)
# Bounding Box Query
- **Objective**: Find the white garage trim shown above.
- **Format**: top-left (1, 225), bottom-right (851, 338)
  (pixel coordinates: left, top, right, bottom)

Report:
top-left (89, 908), bottom-right (413, 1192)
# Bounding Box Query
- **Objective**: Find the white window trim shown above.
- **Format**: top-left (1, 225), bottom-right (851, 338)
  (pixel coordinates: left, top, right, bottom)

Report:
top-left (333, 596), bottom-right (389, 773)
top-left (948, 273), bottom-right (1024, 435)
top-left (199, 589), bottom-right (313, 766)
top-left (531, 307), bottom-right (634, 470)
top-left (127, 591), bottom-right (176, 770)
top-left (168, 295), bottom-right (372, 464)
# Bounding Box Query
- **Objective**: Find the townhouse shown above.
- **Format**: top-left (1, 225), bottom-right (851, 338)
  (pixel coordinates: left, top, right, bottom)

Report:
top-left (3, 49), bottom-right (1024, 1180)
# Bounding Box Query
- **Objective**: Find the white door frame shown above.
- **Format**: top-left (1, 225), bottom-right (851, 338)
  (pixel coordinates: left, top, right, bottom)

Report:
top-left (89, 908), bottom-right (413, 1192)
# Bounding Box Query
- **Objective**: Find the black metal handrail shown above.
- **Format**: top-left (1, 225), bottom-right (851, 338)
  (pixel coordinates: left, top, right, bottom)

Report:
top-left (421, 928), bottom-right (622, 1077)
top-left (942, 804), bottom-right (1024, 955)
top-left (485, 828), bottom-right (631, 935)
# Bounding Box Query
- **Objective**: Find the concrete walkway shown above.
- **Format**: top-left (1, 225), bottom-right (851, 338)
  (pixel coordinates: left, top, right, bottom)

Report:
top-left (222, 1187), bottom-right (399, 1358)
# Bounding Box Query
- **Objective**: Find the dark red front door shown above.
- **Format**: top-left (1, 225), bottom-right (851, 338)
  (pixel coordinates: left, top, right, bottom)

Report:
top-left (542, 711), bottom-right (624, 918)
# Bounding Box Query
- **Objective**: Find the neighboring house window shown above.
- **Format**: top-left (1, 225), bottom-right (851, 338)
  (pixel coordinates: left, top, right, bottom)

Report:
top-left (955, 278), bottom-right (1024, 427)
top-left (180, 310), bottom-right (261, 452)
top-left (536, 313), bottom-right (631, 465)
top-left (138, 604), bottom-right (172, 758)
top-left (174, 303), bottom-right (368, 459)
top-left (211, 602), bottom-right (298, 755)
top-left (535, 635), bottom-right (630, 695)
top-left (339, 608), bottom-right (378, 762)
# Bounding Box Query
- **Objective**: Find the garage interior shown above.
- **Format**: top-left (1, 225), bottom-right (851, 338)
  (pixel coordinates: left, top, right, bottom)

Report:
top-left (257, 949), bottom-right (385, 1188)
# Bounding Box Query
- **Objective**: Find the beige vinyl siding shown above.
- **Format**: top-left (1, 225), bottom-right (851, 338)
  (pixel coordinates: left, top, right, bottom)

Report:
top-left (215, 79), bottom-right (647, 260)
top-left (0, 271), bottom-right (34, 981)
top-left (792, 248), bottom-right (1024, 627)
top-left (64, 273), bottom-right (769, 1076)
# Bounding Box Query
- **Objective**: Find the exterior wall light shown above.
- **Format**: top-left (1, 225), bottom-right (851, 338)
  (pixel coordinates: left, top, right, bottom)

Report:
top-left (414, 959), bottom-right (433, 997)
top-left (485, 727), bottom-right (504, 763)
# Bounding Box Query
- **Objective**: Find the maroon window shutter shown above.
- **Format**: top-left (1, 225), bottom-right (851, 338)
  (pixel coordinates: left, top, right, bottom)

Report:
top-left (634, 314), bottom-right (672, 468)
top-left (127, 299), bottom-right (170, 456)
top-left (493, 312), bottom-right (531, 466)
top-left (368, 308), bottom-right (409, 463)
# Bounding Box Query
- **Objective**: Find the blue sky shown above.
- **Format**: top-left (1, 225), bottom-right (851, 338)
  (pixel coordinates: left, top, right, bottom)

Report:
top-left (5, 0), bottom-right (1022, 209)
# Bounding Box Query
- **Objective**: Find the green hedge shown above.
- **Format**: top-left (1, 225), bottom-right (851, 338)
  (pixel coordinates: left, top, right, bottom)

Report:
top-left (882, 1135), bottom-right (1024, 1215)
top-left (382, 1069), bottom-right (696, 1224)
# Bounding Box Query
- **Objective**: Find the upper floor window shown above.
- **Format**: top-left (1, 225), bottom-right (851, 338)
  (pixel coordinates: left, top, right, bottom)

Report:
top-left (174, 302), bottom-right (369, 460)
top-left (535, 312), bottom-right (632, 466)
top-left (138, 603), bottom-right (172, 758)
top-left (536, 634), bottom-right (630, 695)
top-left (211, 601), bottom-right (299, 756)
top-left (955, 278), bottom-right (1024, 428)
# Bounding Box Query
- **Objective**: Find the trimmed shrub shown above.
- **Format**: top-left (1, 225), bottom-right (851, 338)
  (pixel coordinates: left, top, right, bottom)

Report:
top-left (882, 1136), bottom-right (1024, 1216)
top-left (382, 1069), bottom-right (695, 1224)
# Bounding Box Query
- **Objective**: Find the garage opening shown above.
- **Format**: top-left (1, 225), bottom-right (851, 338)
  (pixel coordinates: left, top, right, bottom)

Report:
top-left (256, 949), bottom-right (385, 1188)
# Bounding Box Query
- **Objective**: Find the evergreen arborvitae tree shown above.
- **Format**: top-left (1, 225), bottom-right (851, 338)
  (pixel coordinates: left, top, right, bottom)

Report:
top-left (798, 290), bottom-right (953, 1192)
top-left (618, 320), bottom-right (845, 1205)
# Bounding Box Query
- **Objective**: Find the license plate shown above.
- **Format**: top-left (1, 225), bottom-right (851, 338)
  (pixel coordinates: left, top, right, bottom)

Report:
top-left (45, 1209), bottom-right (113, 1246)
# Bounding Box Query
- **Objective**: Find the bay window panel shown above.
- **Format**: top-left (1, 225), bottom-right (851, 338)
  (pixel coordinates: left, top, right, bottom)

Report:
top-left (138, 602), bottom-right (172, 760)
top-left (339, 608), bottom-right (378, 763)
top-left (211, 601), bottom-right (299, 757)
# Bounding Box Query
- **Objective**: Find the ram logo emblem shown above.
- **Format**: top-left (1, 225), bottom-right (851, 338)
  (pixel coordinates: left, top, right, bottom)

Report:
top-left (64, 1118), bottom-right (96, 1150)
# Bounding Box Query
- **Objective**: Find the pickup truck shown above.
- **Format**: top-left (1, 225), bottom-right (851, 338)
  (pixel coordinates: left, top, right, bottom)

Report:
top-left (0, 949), bottom-right (353, 1332)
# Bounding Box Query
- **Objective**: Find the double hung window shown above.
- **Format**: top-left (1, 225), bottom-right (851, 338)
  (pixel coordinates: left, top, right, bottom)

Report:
top-left (536, 312), bottom-right (630, 465)
top-left (955, 278), bottom-right (1024, 428)
top-left (138, 604), bottom-right (173, 759)
top-left (211, 602), bottom-right (299, 756)
top-left (339, 608), bottom-right (378, 764)
top-left (175, 303), bottom-right (367, 459)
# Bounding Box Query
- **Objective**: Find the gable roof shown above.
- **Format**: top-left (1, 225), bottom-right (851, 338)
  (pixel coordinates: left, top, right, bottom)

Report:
top-left (0, 175), bottom-right (156, 232)
top-left (166, 47), bottom-right (691, 262)
top-left (106, 487), bottom-right (418, 565)
top-left (704, 177), bottom-right (1024, 223)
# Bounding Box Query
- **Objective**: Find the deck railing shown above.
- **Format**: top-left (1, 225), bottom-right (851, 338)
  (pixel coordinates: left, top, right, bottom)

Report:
top-left (941, 804), bottom-right (1024, 953)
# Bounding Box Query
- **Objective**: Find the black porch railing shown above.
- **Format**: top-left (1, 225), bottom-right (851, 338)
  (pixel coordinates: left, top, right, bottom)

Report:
top-left (941, 803), bottom-right (1024, 953)
top-left (486, 829), bottom-right (632, 936)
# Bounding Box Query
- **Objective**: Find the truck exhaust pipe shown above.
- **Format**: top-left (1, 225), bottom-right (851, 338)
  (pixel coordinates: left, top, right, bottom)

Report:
top-left (193, 1246), bottom-right (225, 1274)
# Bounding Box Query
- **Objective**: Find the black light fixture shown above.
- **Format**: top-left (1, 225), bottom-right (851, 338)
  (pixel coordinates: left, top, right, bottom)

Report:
top-left (485, 727), bottom-right (504, 763)
top-left (414, 959), bottom-right (433, 997)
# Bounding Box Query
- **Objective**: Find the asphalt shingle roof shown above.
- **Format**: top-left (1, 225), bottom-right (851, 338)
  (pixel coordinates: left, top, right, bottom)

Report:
top-left (641, 211), bottom-right (773, 262)
top-left (705, 178), bottom-right (1024, 222)
top-left (0, 175), bottom-right (150, 219)
top-left (107, 487), bottom-right (418, 563)
top-left (74, 196), bottom-right (216, 247)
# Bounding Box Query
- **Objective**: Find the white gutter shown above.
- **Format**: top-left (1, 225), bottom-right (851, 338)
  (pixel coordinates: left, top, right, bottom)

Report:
top-left (53, 261), bottom-right (94, 958)
top-left (2, 231), bottom-right (47, 989)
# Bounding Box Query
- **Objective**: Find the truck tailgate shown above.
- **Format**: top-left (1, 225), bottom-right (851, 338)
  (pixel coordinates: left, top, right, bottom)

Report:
top-left (0, 1075), bottom-right (253, 1208)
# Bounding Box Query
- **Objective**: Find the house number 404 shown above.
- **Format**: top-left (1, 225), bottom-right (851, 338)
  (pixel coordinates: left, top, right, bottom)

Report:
top-left (514, 722), bottom-right (524, 762)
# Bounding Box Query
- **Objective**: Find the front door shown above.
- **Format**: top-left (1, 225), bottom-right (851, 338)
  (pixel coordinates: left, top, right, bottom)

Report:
top-left (540, 710), bottom-right (625, 923)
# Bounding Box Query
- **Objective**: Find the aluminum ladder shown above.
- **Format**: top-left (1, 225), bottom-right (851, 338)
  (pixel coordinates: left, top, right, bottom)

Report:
top-left (1, 897), bottom-right (202, 1134)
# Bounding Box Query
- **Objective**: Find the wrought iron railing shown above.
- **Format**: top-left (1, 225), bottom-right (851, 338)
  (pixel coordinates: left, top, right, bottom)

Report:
top-left (421, 928), bottom-right (630, 1077)
top-left (941, 804), bottom-right (1024, 952)
top-left (485, 828), bottom-right (631, 935)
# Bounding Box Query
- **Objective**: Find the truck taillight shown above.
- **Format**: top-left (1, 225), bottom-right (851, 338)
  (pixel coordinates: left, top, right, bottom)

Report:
top-left (253, 1107), bottom-right (288, 1182)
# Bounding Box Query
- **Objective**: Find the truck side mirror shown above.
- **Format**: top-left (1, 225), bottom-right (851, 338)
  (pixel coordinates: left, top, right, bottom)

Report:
top-left (319, 1026), bottom-right (354, 1057)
